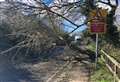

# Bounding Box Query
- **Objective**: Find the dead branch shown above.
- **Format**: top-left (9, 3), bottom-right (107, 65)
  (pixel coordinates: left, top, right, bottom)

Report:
top-left (0, 40), bottom-right (25, 55)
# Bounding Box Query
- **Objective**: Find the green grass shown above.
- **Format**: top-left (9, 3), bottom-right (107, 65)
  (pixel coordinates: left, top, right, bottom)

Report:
top-left (102, 47), bottom-right (120, 63)
top-left (86, 43), bottom-right (96, 51)
top-left (91, 58), bottom-right (114, 82)
top-left (86, 42), bottom-right (119, 82)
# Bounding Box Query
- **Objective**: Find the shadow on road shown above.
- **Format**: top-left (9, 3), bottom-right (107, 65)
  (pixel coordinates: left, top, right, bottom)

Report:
top-left (0, 39), bottom-right (39, 82)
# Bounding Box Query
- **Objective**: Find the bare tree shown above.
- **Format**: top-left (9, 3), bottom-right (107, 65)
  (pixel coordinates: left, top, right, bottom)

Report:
top-left (0, 0), bottom-right (119, 55)
top-left (0, 9), bottom-right (57, 56)
top-left (3, 0), bottom-right (89, 33)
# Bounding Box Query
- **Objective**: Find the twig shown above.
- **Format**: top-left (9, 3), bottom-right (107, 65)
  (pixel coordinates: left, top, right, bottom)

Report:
top-left (97, 1), bottom-right (115, 7)
top-left (0, 41), bottom-right (25, 55)
top-left (11, 46), bottom-right (23, 65)
top-left (46, 61), bottom-right (71, 82)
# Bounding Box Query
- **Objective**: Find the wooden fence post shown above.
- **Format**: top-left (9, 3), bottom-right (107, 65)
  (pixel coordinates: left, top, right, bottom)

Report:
top-left (101, 50), bottom-right (120, 82)
top-left (114, 64), bottom-right (117, 82)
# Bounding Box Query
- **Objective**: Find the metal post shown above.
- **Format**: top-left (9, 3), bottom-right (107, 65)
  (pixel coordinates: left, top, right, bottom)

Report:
top-left (95, 33), bottom-right (99, 69)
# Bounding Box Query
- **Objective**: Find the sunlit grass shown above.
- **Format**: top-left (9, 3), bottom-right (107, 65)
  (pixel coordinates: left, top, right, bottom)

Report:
top-left (102, 44), bottom-right (120, 63)
top-left (86, 43), bottom-right (115, 82)
top-left (91, 58), bottom-right (114, 82)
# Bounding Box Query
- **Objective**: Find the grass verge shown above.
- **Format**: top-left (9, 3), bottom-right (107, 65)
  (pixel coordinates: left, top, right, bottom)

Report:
top-left (90, 58), bottom-right (114, 82)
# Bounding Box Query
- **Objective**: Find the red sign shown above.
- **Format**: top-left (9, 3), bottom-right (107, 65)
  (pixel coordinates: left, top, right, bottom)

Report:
top-left (90, 18), bottom-right (106, 33)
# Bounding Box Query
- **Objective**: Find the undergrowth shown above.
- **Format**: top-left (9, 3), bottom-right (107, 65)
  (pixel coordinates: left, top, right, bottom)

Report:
top-left (91, 58), bottom-right (114, 82)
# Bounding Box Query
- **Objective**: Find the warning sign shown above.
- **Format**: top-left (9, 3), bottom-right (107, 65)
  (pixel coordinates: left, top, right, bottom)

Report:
top-left (89, 9), bottom-right (108, 20)
top-left (90, 18), bottom-right (106, 33)
top-left (89, 9), bottom-right (107, 34)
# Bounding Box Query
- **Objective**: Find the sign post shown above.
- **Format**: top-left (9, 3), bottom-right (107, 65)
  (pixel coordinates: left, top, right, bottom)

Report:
top-left (89, 9), bottom-right (107, 69)
top-left (95, 33), bottom-right (98, 69)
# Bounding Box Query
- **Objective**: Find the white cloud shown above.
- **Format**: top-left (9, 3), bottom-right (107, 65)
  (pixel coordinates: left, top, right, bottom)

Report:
top-left (114, 6), bottom-right (120, 30)
top-left (0, 0), bottom-right (4, 2)
top-left (97, 2), bottom-right (112, 11)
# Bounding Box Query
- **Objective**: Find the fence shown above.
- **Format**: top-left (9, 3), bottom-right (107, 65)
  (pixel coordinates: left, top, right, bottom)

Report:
top-left (100, 50), bottom-right (120, 82)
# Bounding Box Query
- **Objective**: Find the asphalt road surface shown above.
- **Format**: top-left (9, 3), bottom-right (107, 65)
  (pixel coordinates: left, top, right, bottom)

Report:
top-left (0, 38), bottom-right (37, 82)
top-left (0, 38), bottom-right (90, 82)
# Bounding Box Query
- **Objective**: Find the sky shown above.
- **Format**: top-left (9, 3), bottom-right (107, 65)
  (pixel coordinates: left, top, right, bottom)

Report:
top-left (63, 16), bottom-right (87, 34)
top-left (0, 0), bottom-right (4, 1)
top-left (43, 0), bottom-right (53, 5)
top-left (0, 0), bottom-right (120, 34)
top-left (63, 20), bottom-right (87, 33)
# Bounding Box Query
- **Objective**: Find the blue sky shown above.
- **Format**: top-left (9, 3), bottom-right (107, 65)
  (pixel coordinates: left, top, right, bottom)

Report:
top-left (63, 20), bottom-right (87, 33)
top-left (43, 0), bottom-right (53, 5)
top-left (0, 0), bottom-right (102, 34)
top-left (3, 0), bottom-right (117, 34)
top-left (42, 0), bottom-right (87, 34)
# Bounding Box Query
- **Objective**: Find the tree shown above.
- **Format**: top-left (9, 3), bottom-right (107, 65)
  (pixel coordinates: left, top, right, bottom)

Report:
top-left (1, 0), bottom-right (120, 53)
top-left (0, 8), bottom-right (59, 56)
top-left (4, 0), bottom-right (88, 32)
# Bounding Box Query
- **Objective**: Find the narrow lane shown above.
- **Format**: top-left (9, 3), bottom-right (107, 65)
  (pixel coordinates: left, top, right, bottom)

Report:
top-left (0, 38), bottom-right (37, 82)
top-left (0, 38), bottom-right (91, 82)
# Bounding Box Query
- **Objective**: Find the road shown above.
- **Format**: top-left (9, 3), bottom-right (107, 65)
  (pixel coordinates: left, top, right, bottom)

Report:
top-left (0, 38), bottom-right (91, 82)
top-left (0, 38), bottom-right (37, 82)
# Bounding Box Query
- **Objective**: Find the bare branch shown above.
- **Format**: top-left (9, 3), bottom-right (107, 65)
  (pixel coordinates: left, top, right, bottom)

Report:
top-left (115, 0), bottom-right (119, 6)
top-left (98, 0), bottom-right (115, 7)
top-left (0, 40), bottom-right (25, 55)
top-left (69, 22), bottom-right (86, 34)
